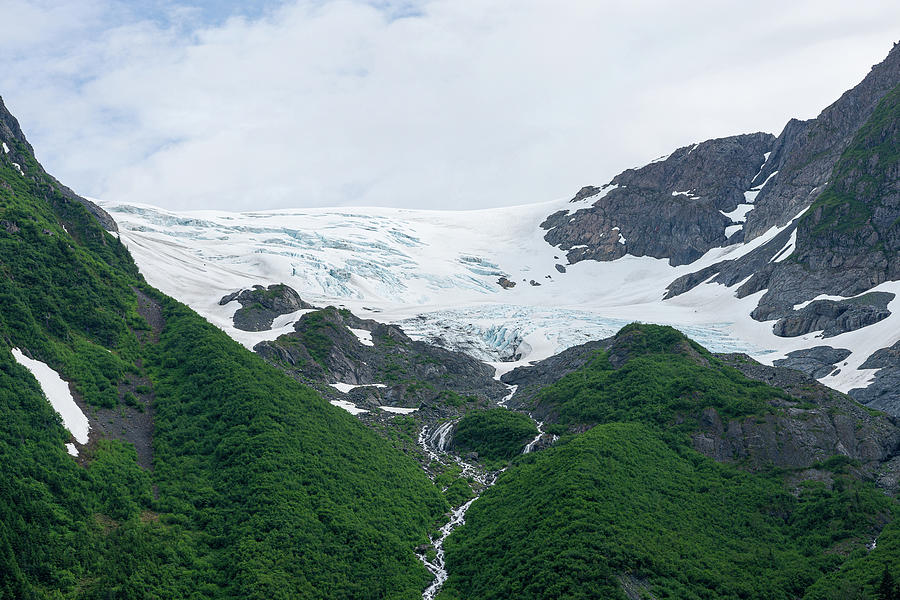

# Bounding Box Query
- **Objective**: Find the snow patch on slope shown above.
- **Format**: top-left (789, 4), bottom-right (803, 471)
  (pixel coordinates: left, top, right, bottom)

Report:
top-left (12, 349), bottom-right (90, 447)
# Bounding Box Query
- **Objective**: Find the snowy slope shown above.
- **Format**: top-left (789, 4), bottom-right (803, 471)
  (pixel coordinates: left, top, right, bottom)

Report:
top-left (99, 198), bottom-right (900, 395)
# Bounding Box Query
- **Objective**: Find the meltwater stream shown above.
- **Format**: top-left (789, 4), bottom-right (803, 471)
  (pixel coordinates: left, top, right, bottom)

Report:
top-left (417, 422), bottom-right (504, 600)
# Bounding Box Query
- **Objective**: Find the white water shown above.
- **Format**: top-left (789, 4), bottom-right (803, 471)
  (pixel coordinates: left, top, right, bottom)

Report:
top-left (523, 421), bottom-right (545, 454)
top-left (416, 422), bottom-right (504, 599)
top-left (427, 421), bottom-right (454, 453)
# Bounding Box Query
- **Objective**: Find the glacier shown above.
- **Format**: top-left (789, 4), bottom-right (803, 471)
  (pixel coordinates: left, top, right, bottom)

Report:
top-left (98, 198), bottom-right (900, 394)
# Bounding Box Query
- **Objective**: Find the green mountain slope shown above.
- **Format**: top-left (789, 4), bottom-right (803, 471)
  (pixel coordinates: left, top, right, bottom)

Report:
top-left (0, 100), bottom-right (446, 598)
top-left (440, 325), bottom-right (900, 600)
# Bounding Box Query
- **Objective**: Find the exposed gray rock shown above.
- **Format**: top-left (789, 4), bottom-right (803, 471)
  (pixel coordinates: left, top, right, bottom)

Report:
top-left (667, 45), bottom-right (900, 326)
top-left (219, 283), bottom-right (315, 331)
top-left (849, 340), bottom-right (900, 415)
top-left (554, 264), bottom-right (566, 273)
top-left (542, 132), bottom-right (774, 266)
top-left (497, 276), bottom-right (516, 289)
top-left (501, 340), bottom-right (610, 419)
top-left (744, 42), bottom-right (900, 239)
top-left (502, 335), bottom-right (900, 489)
top-left (773, 346), bottom-right (851, 378)
top-left (771, 292), bottom-right (893, 337)
top-left (698, 354), bottom-right (900, 479)
top-left (255, 307), bottom-right (509, 412)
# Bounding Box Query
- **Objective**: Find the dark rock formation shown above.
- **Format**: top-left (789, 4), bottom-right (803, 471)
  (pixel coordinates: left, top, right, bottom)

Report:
top-left (219, 283), bottom-right (315, 331)
top-left (849, 341), bottom-right (900, 414)
top-left (702, 354), bottom-right (900, 479)
top-left (664, 52), bottom-right (900, 385)
top-left (502, 335), bottom-right (900, 489)
top-left (770, 292), bottom-right (893, 337)
top-left (773, 346), bottom-right (851, 378)
top-left (255, 307), bottom-right (509, 412)
top-left (501, 340), bottom-right (609, 418)
top-left (497, 276), bottom-right (516, 289)
top-left (542, 132), bottom-right (774, 266)
top-left (0, 96), bottom-right (118, 231)
top-left (744, 42), bottom-right (900, 239)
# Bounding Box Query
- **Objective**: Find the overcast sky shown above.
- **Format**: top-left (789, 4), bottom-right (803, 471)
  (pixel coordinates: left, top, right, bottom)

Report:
top-left (2, 0), bottom-right (899, 211)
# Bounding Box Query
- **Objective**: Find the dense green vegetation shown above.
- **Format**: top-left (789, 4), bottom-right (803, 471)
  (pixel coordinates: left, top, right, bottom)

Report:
top-left (452, 408), bottom-right (538, 466)
top-left (440, 324), bottom-right (900, 599)
top-left (535, 323), bottom-right (783, 433)
top-left (0, 126), bottom-right (448, 597)
top-left (441, 422), bottom-right (898, 600)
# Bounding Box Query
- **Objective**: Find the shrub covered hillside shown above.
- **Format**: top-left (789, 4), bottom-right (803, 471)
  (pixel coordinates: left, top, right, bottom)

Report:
top-left (439, 324), bottom-right (900, 600)
top-left (451, 408), bottom-right (537, 467)
top-left (0, 100), bottom-right (446, 598)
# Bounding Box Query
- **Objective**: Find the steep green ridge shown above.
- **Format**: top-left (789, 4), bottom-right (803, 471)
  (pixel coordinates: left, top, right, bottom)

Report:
top-left (532, 323), bottom-right (783, 434)
top-left (0, 111), bottom-right (446, 597)
top-left (442, 422), bottom-right (897, 600)
top-left (440, 325), bottom-right (900, 599)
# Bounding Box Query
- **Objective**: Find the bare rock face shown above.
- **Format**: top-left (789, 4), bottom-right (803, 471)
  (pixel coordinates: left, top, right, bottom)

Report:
top-left (542, 132), bottom-right (774, 266)
top-left (254, 307), bottom-right (509, 410)
top-left (219, 283), bottom-right (316, 331)
top-left (770, 292), bottom-right (893, 338)
top-left (0, 96), bottom-right (118, 232)
top-left (849, 340), bottom-right (900, 415)
top-left (773, 346), bottom-right (851, 379)
top-left (502, 335), bottom-right (900, 491)
top-left (744, 42), bottom-right (900, 239)
top-left (699, 355), bottom-right (900, 480)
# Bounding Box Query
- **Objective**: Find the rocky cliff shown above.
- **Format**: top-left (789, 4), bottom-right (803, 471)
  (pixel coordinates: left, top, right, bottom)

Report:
top-left (542, 132), bottom-right (774, 266)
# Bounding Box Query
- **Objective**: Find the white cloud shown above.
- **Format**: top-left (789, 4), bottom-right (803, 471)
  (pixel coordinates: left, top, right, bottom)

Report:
top-left (2, 0), bottom-right (899, 210)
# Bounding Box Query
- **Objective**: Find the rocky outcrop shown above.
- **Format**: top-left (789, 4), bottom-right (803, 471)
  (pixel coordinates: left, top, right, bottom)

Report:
top-left (699, 354), bottom-right (900, 479)
top-left (773, 346), bottom-right (851, 378)
top-left (255, 307), bottom-right (509, 411)
top-left (744, 42), bottom-right (900, 239)
top-left (542, 133), bottom-right (774, 266)
top-left (770, 292), bottom-right (893, 337)
top-left (501, 340), bottom-right (610, 416)
top-left (502, 334), bottom-right (900, 489)
top-left (0, 96), bottom-right (118, 232)
top-left (666, 67), bottom-right (900, 355)
top-left (849, 341), bottom-right (900, 415)
top-left (219, 283), bottom-right (315, 331)
top-left (725, 81), bottom-right (900, 323)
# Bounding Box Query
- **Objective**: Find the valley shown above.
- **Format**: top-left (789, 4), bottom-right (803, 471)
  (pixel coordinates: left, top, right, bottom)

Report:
top-left (2, 32), bottom-right (900, 600)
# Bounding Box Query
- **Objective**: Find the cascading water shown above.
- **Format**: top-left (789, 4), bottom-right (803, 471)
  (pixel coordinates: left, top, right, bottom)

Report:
top-left (417, 422), bottom-right (501, 599)
top-left (416, 402), bottom-right (555, 598)
top-left (523, 420), bottom-right (545, 454)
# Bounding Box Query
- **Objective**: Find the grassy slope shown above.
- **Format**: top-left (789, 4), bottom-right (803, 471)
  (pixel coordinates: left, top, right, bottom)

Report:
top-left (0, 125), bottom-right (446, 598)
top-left (440, 325), bottom-right (900, 599)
